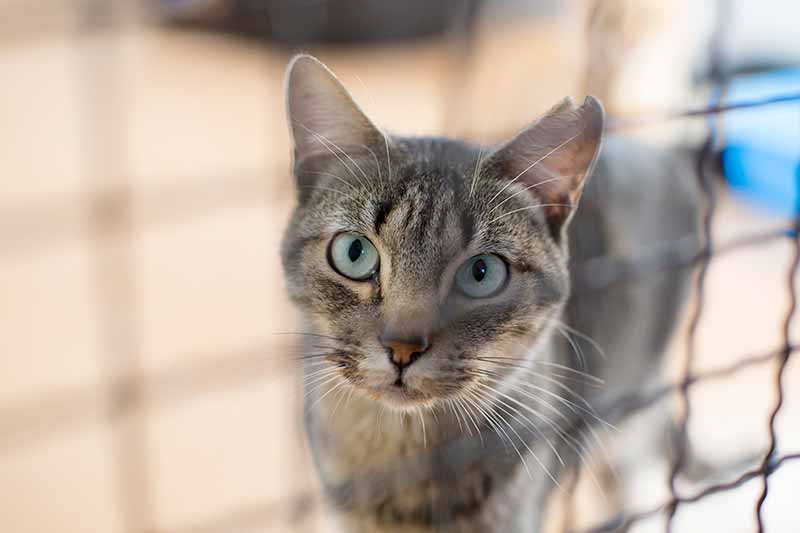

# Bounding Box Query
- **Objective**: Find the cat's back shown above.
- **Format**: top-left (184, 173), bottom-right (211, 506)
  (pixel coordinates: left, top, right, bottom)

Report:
top-left (566, 136), bottom-right (700, 391)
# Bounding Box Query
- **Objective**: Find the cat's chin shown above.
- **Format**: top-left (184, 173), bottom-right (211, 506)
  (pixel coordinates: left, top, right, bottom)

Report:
top-left (365, 383), bottom-right (437, 411)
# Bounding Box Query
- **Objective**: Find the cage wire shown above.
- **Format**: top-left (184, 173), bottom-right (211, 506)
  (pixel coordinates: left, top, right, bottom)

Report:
top-left (2, 0), bottom-right (800, 532)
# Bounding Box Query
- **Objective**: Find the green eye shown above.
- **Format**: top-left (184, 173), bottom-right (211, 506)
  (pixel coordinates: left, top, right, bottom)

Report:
top-left (329, 233), bottom-right (380, 280)
top-left (455, 254), bottom-right (508, 298)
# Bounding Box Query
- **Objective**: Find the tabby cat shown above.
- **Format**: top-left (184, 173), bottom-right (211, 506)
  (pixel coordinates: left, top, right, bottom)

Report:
top-left (280, 55), bottom-right (697, 532)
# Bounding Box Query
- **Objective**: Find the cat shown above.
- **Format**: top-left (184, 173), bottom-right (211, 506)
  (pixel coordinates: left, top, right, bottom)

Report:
top-left (280, 54), bottom-right (698, 532)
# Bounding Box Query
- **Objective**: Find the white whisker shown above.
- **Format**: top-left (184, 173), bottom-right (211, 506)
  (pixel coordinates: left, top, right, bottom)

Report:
top-left (486, 132), bottom-right (580, 206)
top-left (475, 379), bottom-right (601, 495)
top-left (458, 395), bottom-right (484, 445)
top-left (416, 406), bottom-right (427, 448)
top-left (477, 356), bottom-right (605, 385)
top-left (465, 390), bottom-right (543, 483)
top-left (329, 384), bottom-right (350, 422)
top-left (294, 121), bottom-right (371, 189)
top-left (553, 320), bottom-right (607, 359)
top-left (556, 324), bottom-right (587, 371)
top-left (310, 379), bottom-right (347, 410)
top-left (311, 131), bottom-right (371, 184)
top-left (463, 390), bottom-right (510, 452)
top-left (487, 203), bottom-right (572, 225)
top-left (489, 175), bottom-right (576, 213)
top-left (473, 381), bottom-right (565, 468)
top-left (344, 385), bottom-right (356, 410)
top-left (376, 403), bottom-right (387, 442)
top-left (351, 74), bottom-right (392, 182)
top-left (303, 372), bottom-right (340, 393)
top-left (359, 144), bottom-right (383, 183)
top-left (303, 365), bottom-right (339, 382)
top-left (476, 364), bottom-right (616, 431)
top-left (301, 185), bottom-right (359, 203)
top-left (305, 170), bottom-right (357, 192)
top-left (304, 375), bottom-right (341, 403)
top-left (350, 72), bottom-right (387, 185)
top-left (447, 399), bottom-right (465, 436)
top-left (469, 146), bottom-right (484, 199)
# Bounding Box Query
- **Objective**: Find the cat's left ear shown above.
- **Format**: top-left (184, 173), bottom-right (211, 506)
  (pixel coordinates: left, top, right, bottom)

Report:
top-left (487, 96), bottom-right (605, 237)
top-left (285, 54), bottom-right (383, 170)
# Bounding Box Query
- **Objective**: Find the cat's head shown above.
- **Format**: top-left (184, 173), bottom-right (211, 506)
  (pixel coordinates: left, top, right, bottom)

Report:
top-left (281, 55), bottom-right (604, 411)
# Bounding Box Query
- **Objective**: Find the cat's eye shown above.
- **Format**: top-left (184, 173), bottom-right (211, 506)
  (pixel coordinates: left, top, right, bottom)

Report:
top-left (329, 232), bottom-right (380, 280)
top-left (455, 254), bottom-right (508, 298)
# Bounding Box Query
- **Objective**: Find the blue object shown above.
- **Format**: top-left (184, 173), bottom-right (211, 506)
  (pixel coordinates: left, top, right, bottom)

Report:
top-left (722, 69), bottom-right (800, 218)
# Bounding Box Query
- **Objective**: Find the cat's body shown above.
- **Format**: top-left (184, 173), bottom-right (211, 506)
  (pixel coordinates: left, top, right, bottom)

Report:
top-left (281, 56), bottom-right (698, 532)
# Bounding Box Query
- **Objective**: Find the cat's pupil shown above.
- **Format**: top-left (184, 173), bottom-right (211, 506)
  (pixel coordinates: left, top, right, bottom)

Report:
top-left (348, 239), bottom-right (364, 262)
top-left (472, 259), bottom-right (487, 282)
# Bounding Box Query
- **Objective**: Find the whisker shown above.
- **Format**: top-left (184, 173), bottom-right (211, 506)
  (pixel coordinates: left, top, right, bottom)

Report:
top-left (351, 72), bottom-right (390, 183)
top-left (469, 145), bottom-right (484, 199)
top-left (273, 332), bottom-right (349, 343)
top-left (474, 381), bottom-right (566, 469)
top-left (344, 385), bottom-right (356, 410)
top-left (294, 121), bottom-right (369, 189)
top-left (474, 364), bottom-right (615, 431)
top-left (553, 320), bottom-right (607, 359)
top-left (465, 389), bottom-right (546, 484)
top-left (430, 405), bottom-right (440, 425)
top-left (473, 359), bottom-right (597, 411)
top-left (305, 170), bottom-right (357, 192)
top-left (304, 374), bottom-right (341, 400)
top-left (319, 137), bottom-right (371, 185)
top-left (486, 132), bottom-right (580, 206)
top-left (556, 324), bottom-right (587, 371)
top-left (303, 364), bottom-right (340, 382)
top-left (475, 379), bottom-right (603, 494)
top-left (299, 360), bottom-right (330, 371)
top-left (295, 351), bottom-right (348, 363)
top-left (300, 186), bottom-right (359, 203)
top-left (458, 396), bottom-right (485, 445)
top-left (455, 400), bottom-right (470, 438)
top-left (472, 370), bottom-right (572, 425)
top-left (447, 399), bottom-right (466, 437)
top-left (310, 379), bottom-right (347, 410)
top-left (478, 372), bottom-right (604, 450)
top-left (462, 390), bottom-right (510, 452)
top-left (489, 174), bottom-right (576, 213)
top-left (303, 371), bottom-right (340, 391)
top-left (416, 406), bottom-right (427, 448)
top-left (375, 403), bottom-right (387, 443)
top-left (358, 143), bottom-right (383, 183)
top-left (305, 126), bottom-right (372, 187)
top-left (383, 132), bottom-right (392, 181)
top-left (476, 356), bottom-right (604, 385)
top-left (329, 384), bottom-right (351, 422)
top-left (487, 203), bottom-right (572, 225)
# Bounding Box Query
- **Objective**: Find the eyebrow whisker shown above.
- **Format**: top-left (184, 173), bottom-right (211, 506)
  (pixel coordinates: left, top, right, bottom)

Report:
top-left (487, 204), bottom-right (572, 225)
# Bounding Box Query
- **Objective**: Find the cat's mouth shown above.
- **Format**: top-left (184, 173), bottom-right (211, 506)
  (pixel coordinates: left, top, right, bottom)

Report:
top-left (364, 378), bottom-right (433, 408)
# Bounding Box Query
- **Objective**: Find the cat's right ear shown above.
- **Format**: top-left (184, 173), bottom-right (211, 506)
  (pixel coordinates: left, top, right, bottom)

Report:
top-left (285, 54), bottom-right (383, 172)
top-left (485, 96), bottom-right (605, 240)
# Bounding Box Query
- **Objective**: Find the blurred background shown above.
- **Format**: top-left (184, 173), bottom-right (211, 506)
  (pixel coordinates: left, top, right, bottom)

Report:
top-left (2, 0), bottom-right (800, 532)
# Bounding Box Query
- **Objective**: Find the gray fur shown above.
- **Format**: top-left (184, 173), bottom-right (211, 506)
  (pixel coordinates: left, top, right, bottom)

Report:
top-left (280, 55), bottom-right (698, 532)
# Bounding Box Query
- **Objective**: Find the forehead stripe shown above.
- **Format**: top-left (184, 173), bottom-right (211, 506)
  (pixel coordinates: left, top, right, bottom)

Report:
top-left (374, 200), bottom-right (393, 234)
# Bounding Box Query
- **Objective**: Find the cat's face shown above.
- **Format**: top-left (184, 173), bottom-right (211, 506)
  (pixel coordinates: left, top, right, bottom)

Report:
top-left (281, 55), bottom-right (604, 411)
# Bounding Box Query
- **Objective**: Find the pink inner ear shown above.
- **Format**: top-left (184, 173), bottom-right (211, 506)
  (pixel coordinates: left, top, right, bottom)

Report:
top-left (535, 183), bottom-right (574, 228)
top-left (496, 96), bottom-right (604, 201)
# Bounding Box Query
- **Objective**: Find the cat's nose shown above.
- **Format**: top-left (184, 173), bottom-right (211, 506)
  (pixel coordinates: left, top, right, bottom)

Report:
top-left (380, 336), bottom-right (429, 370)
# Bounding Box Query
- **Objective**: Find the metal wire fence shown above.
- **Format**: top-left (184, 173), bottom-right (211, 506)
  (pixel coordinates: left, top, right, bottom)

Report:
top-left (2, 1), bottom-right (800, 532)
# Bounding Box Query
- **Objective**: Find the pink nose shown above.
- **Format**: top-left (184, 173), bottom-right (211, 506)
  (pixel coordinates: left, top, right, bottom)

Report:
top-left (381, 338), bottom-right (428, 369)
